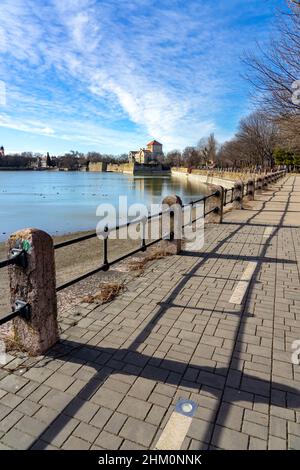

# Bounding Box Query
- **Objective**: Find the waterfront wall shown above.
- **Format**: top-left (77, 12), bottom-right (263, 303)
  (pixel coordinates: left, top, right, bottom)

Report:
top-left (89, 162), bottom-right (107, 172)
top-left (107, 163), bottom-right (171, 175)
top-left (171, 168), bottom-right (257, 189)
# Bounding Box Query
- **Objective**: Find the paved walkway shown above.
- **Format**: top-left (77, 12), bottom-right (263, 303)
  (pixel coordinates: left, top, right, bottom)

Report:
top-left (0, 175), bottom-right (300, 450)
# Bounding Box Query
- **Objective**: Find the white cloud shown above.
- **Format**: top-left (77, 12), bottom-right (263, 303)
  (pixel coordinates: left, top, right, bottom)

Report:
top-left (0, 0), bottom-right (283, 152)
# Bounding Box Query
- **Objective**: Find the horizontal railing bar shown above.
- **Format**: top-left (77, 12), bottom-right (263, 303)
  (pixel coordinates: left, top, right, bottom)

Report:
top-left (0, 257), bottom-right (15, 269)
top-left (0, 309), bottom-right (20, 326)
top-left (56, 236), bottom-right (165, 292)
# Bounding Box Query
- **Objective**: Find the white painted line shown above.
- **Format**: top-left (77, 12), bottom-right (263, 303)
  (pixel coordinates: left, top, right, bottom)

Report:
top-left (263, 227), bottom-right (274, 238)
top-left (229, 261), bottom-right (257, 304)
top-left (154, 411), bottom-right (192, 450)
top-left (240, 261), bottom-right (257, 281)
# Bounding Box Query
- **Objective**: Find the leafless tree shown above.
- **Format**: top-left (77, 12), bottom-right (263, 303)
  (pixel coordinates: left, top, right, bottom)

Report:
top-left (219, 111), bottom-right (278, 168)
top-left (244, 1), bottom-right (300, 144)
top-left (197, 133), bottom-right (219, 165)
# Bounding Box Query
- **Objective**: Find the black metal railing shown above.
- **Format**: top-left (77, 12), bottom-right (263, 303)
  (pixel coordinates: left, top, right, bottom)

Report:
top-left (0, 169), bottom-right (287, 325)
top-left (55, 191), bottom-right (221, 291)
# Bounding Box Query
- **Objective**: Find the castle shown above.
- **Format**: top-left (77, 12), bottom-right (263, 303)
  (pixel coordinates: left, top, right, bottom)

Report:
top-left (129, 140), bottom-right (163, 164)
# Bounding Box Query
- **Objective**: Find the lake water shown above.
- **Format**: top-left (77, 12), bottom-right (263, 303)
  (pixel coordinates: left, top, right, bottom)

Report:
top-left (0, 170), bottom-right (205, 241)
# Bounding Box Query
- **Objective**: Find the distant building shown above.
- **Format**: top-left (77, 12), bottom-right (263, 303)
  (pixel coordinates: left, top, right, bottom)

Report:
top-left (0, 146), bottom-right (4, 157)
top-left (129, 140), bottom-right (163, 164)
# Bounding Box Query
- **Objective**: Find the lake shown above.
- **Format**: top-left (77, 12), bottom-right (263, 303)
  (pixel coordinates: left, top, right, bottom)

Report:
top-left (0, 170), bottom-right (205, 241)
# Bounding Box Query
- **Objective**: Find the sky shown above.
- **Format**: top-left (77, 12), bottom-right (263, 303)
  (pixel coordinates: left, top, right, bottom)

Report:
top-left (0, 0), bottom-right (286, 155)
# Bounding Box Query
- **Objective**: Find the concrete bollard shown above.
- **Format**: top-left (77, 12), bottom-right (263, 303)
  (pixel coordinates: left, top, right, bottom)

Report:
top-left (161, 195), bottom-right (183, 254)
top-left (232, 181), bottom-right (244, 209)
top-left (205, 185), bottom-right (224, 224)
top-left (247, 179), bottom-right (255, 201)
top-left (6, 228), bottom-right (58, 355)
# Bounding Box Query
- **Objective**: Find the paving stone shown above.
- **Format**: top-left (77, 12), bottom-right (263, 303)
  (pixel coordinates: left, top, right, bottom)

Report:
top-left (41, 414), bottom-right (79, 447)
top-left (0, 393), bottom-right (23, 409)
top-left (120, 439), bottom-right (147, 450)
top-left (288, 421), bottom-right (300, 436)
top-left (91, 387), bottom-right (124, 410)
top-left (242, 420), bottom-right (268, 440)
top-left (0, 403), bottom-right (12, 421)
top-left (269, 416), bottom-right (286, 439)
top-left (244, 409), bottom-right (269, 427)
top-left (90, 407), bottom-right (113, 429)
top-left (212, 425), bottom-right (249, 450)
top-left (44, 372), bottom-right (75, 392)
top-left (249, 437), bottom-right (267, 450)
top-left (0, 375), bottom-right (28, 393)
top-left (118, 396), bottom-right (151, 420)
top-left (31, 440), bottom-right (59, 450)
top-left (104, 412), bottom-right (127, 435)
top-left (146, 405), bottom-right (166, 426)
top-left (62, 435), bottom-right (90, 450)
top-left (15, 399), bottom-right (41, 417)
top-left (33, 406), bottom-right (59, 424)
top-left (289, 434), bottom-right (300, 450)
top-left (39, 389), bottom-right (72, 411)
top-left (94, 430), bottom-right (122, 450)
top-left (0, 410), bottom-right (23, 432)
top-left (73, 422), bottom-right (100, 443)
top-left (187, 418), bottom-right (214, 443)
top-left (216, 403), bottom-right (244, 431)
top-left (15, 415), bottom-right (48, 437)
top-left (148, 392), bottom-right (172, 408)
top-left (128, 377), bottom-right (156, 400)
top-left (64, 397), bottom-right (99, 423)
top-left (268, 436), bottom-right (286, 450)
top-left (24, 367), bottom-right (54, 383)
top-left (2, 428), bottom-right (36, 450)
top-left (120, 418), bottom-right (157, 447)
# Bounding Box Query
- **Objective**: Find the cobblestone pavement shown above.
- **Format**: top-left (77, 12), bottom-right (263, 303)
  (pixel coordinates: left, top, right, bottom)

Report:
top-left (0, 175), bottom-right (300, 450)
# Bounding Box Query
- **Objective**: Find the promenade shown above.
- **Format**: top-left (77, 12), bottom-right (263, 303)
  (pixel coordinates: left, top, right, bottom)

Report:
top-left (0, 175), bottom-right (300, 450)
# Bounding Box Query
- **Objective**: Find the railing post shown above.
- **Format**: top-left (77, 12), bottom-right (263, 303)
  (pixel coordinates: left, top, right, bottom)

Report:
top-left (256, 177), bottom-right (263, 194)
top-left (206, 186), bottom-right (224, 223)
top-left (247, 178), bottom-right (255, 201)
top-left (233, 181), bottom-right (243, 209)
top-left (162, 195), bottom-right (183, 254)
top-left (263, 174), bottom-right (269, 190)
top-left (4, 228), bottom-right (59, 355)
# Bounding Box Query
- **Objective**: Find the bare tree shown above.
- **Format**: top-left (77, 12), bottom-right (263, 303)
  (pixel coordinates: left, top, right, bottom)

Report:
top-left (197, 133), bottom-right (219, 165)
top-left (218, 111), bottom-right (278, 168)
top-left (244, 1), bottom-right (300, 145)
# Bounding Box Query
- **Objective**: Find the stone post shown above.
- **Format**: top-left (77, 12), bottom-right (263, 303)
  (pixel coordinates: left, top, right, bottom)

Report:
top-left (256, 177), bottom-right (263, 194)
top-left (205, 185), bottom-right (224, 223)
top-left (263, 174), bottom-right (269, 190)
top-left (6, 228), bottom-right (58, 355)
top-left (161, 195), bottom-right (183, 254)
top-left (232, 181), bottom-right (244, 209)
top-left (247, 179), bottom-right (255, 201)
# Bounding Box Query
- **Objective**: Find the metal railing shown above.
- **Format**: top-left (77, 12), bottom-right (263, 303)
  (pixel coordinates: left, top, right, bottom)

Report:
top-left (0, 169), bottom-right (287, 326)
top-left (55, 190), bottom-right (220, 292)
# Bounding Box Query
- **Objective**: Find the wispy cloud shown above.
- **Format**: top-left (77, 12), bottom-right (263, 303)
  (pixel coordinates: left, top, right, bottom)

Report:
top-left (0, 0), bottom-right (285, 153)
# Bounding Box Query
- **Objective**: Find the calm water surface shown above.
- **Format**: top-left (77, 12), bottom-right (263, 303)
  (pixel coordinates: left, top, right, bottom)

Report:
top-left (0, 171), bottom-right (205, 241)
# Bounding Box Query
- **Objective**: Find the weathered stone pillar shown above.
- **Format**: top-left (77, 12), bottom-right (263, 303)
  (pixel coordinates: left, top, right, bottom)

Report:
top-left (247, 179), bottom-right (255, 201)
top-left (205, 186), bottom-right (224, 223)
top-left (256, 177), bottom-right (263, 194)
top-left (161, 195), bottom-right (183, 254)
top-left (7, 228), bottom-right (58, 355)
top-left (263, 174), bottom-right (269, 190)
top-left (232, 181), bottom-right (244, 209)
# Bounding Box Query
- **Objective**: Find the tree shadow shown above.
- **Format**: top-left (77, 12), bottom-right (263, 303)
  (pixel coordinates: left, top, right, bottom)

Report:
top-left (29, 176), bottom-right (299, 450)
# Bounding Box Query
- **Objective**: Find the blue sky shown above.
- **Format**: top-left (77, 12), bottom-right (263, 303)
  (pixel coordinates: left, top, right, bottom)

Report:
top-left (0, 0), bottom-right (286, 155)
